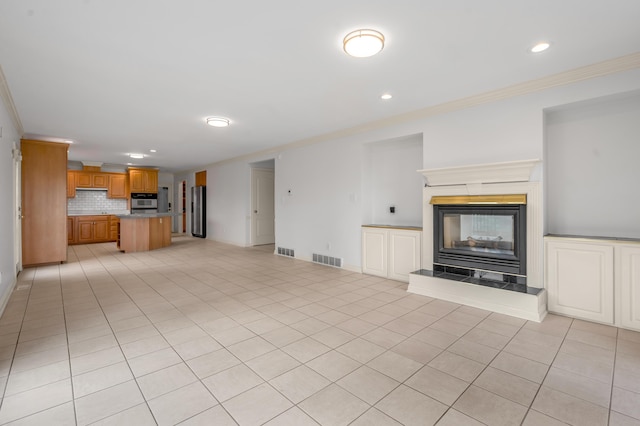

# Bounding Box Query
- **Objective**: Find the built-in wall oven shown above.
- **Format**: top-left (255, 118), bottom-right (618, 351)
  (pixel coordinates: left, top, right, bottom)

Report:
top-left (131, 193), bottom-right (158, 213)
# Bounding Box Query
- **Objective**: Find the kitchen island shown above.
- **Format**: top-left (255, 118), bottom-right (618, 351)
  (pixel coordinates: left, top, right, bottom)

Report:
top-left (116, 213), bottom-right (175, 253)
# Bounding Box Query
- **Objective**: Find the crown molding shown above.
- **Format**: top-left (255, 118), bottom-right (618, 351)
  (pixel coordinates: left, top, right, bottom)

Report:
top-left (0, 65), bottom-right (24, 136)
top-left (208, 51), bottom-right (640, 170)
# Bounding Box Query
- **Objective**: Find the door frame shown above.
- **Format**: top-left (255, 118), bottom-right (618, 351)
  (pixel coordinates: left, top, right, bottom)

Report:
top-left (250, 164), bottom-right (275, 246)
top-left (13, 142), bottom-right (22, 274)
top-left (180, 180), bottom-right (187, 233)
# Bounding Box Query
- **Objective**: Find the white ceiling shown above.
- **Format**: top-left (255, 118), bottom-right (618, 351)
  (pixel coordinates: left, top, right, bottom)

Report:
top-left (1, 1), bottom-right (639, 173)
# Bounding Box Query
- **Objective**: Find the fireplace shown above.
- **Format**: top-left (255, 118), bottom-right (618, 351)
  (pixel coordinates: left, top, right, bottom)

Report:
top-left (408, 160), bottom-right (546, 322)
top-left (432, 195), bottom-right (526, 282)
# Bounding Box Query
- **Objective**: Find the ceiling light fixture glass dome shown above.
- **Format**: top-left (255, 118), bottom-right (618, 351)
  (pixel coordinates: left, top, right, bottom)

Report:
top-left (530, 42), bottom-right (550, 53)
top-left (207, 117), bottom-right (230, 127)
top-left (343, 29), bottom-right (385, 58)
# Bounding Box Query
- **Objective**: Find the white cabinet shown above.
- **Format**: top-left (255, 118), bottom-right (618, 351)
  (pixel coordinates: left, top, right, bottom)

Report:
top-left (362, 227), bottom-right (388, 277)
top-left (362, 226), bottom-right (422, 282)
top-left (545, 236), bottom-right (640, 331)
top-left (545, 238), bottom-right (614, 324)
top-left (617, 245), bottom-right (640, 330)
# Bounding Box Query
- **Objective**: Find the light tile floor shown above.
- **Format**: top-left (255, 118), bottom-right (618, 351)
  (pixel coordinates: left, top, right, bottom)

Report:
top-left (0, 237), bottom-right (639, 425)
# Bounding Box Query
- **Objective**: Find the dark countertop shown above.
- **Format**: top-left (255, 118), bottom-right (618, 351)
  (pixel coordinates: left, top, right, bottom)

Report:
top-left (116, 213), bottom-right (177, 219)
top-left (362, 224), bottom-right (423, 231)
top-left (68, 210), bottom-right (130, 216)
top-left (545, 234), bottom-right (640, 243)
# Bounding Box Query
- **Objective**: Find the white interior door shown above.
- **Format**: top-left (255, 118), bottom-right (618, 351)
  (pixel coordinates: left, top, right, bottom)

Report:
top-left (251, 168), bottom-right (275, 245)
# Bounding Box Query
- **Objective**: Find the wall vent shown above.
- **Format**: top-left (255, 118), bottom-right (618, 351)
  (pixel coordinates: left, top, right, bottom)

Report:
top-left (312, 253), bottom-right (343, 268)
top-left (277, 247), bottom-right (295, 258)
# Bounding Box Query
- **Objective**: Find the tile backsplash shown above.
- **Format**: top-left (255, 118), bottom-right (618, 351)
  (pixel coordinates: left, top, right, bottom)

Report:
top-left (68, 190), bottom-right (127, 212)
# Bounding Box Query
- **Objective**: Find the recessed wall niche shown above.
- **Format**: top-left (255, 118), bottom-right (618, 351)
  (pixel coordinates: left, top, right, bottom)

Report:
top-left (544, 90), bottom-right (640, 239)
top-left (362, 133), bottom-right (424, 226)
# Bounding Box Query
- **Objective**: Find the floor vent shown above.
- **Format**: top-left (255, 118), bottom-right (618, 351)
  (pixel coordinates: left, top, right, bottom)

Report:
top-left (277, 247), bottom-right (295, 258)
top-left (312, 253), bottom-right (343, 268)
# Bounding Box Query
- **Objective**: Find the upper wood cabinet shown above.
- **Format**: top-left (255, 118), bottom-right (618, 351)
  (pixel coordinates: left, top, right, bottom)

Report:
top-left (129, 168), bottom-right (158, 193)
top-left (67, 172), bottom-right (76, 198)
top-left (22, 139), bottom-right (68, 266)
top-left (76, 171), bottom-right (108, 188)
top-left (68, 170), bottom-right (128, 198)
top-left (107, 174), bottom-right (127, 199)
top-left (195, 170), bottom-right (207, 187)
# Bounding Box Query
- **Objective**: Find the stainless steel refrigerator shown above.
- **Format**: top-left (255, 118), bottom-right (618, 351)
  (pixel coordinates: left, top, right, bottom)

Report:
top-left (158, 187), bottom-right (169, 213)
top-left (191, 186), bottom-right (206, 238)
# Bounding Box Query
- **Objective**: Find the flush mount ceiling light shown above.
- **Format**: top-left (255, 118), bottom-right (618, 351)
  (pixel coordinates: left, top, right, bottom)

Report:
top-left (206, 117), bottom-right (230, 127)
top-left (129, 153), bottom-right (144, 159)
top-left (530, 42), bottom-right (550, 53)
top-left (343, 29), bottom-right (385, 58)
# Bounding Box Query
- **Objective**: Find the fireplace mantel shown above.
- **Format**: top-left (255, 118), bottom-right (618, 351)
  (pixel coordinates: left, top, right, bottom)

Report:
top-left (409, 159), bottom-right (546, 322)
top-left (418, 159), bottom-right (540, 187)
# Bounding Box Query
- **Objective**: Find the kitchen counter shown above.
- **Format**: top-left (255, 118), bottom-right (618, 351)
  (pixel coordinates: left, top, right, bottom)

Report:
top-left (69, 210), bottom-right (130, 216)
top-left (118, 214), bottom-right (173, 253)
top-left (117, 212), bottom-right (176, 219)
top-left (362, 224), bottom-right (423, 231)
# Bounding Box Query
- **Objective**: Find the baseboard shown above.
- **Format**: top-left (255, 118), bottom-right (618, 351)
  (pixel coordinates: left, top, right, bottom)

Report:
top-left (0, 274), bottom-right (18, 319)
top-left (295, 255), bottom-right (361, 273)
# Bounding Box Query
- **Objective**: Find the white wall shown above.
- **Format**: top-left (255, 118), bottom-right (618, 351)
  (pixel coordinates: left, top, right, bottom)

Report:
top-left (364, 134), bottom-right (423, 226)
top-left (0, 97), bottom-right (20, 313)
top-left (177, 67), bottom-right (640, 271)
top-left (545, 91), bottom-right (640, 238)
top-left (206, 161), bottom-right (251, 246)
top-left (276, 139), bottom-right (364, 268)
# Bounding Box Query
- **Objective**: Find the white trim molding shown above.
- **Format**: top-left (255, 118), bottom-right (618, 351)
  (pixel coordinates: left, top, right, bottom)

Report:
top-left (418, 159), bottom-right (539, 187)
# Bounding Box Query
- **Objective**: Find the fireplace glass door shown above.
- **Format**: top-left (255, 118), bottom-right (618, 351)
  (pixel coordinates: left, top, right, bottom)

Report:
top-left (443, 212), bottom-right (515, 256)
top-left (434, 204), bottom-right (526, 276)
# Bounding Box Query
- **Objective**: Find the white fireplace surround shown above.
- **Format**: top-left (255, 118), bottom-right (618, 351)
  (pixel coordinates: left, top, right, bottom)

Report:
top-left (408, 159), bottom-right (547, 322)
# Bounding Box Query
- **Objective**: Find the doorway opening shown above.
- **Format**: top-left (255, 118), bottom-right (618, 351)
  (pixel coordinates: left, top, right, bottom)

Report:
top-left (250, 160), bottom-right (275, 246)
top-left (180, 180), bottom-right (187, 233)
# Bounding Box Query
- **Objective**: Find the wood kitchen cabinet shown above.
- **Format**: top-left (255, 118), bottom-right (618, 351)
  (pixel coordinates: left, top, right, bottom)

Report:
top-left (21, 140), bottom-right (68, 266)
top-left (129, 168), bottom-right (158, 193)
top-left (77, 216), bottom-right (110, 244)
top-left (67, 172), bottom-right (76, 198)
top-left (68, 216), bottom-right (76, 244)
top-left (109, 216), bottom-right (120, 241)
top-left (76, 171), bottom-right (108, 188)
top-left (107, 174), bottom-right (127, 199)
top-left (68, 170), bottom-right (128, 198)
top-left (119, 215), bottom-right (171, 252)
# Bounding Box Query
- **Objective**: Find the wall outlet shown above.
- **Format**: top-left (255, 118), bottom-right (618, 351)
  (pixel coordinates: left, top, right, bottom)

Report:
top-left (390, 206), bottom-right (396, 214)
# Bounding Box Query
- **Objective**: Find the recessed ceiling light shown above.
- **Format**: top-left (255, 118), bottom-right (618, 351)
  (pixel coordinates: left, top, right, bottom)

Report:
top-left (381, 93), bottom-right (392, 100)
top-left (129, 153), bottom-right (144, 159)
top-left (343, 29), bottom-right (385, 58)
top-left (530, 42), bottom-right (550, 53)
top-left (207, 117), bottom-right (230, 127)
top-left (149, 149), bottom-right (157, 153)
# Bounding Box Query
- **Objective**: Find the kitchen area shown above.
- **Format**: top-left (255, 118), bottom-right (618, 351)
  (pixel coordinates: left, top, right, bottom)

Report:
top-left (66, 163), bottom-right (174, 253)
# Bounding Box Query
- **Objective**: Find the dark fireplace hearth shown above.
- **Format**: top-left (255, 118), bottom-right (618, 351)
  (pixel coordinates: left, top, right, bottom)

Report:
top-left (432, 195), bottom-right (527, 286)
